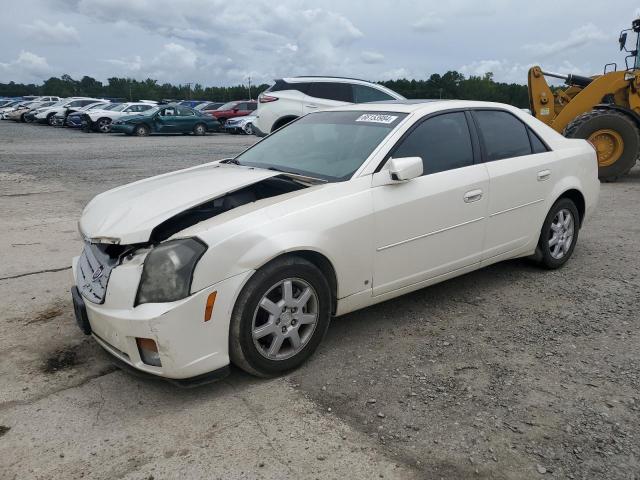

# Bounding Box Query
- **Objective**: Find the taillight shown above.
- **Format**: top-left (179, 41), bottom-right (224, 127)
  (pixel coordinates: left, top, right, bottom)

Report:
top-left (259, 95), bottom-right (279, 103)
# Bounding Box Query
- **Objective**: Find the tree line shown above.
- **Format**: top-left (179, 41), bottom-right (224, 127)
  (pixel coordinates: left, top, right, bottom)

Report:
top-left (0, 71), bottom-right (530, 108)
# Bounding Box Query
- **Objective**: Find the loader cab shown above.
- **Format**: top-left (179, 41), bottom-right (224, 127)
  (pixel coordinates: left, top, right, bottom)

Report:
top-left (618, 18), bottom-right (640, 70)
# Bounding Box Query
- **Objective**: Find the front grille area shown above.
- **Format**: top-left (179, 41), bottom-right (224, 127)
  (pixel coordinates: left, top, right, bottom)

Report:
top-left (76, 243), bottom-right (118, 304)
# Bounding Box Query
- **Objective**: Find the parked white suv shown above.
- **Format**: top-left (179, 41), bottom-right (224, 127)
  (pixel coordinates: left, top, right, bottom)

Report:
top-left (253, 76), bottom-right (404, 136)
top-left (85, 102), bottom-right (156, 132)
top-left (34, 98), bottom-right (104, 125)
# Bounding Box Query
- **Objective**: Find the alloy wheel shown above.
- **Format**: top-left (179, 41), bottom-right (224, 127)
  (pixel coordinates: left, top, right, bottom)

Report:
top-left (548, 208), bottom-right (574, 259)
top-left (98, 119), bottom-right (111, 133)
top-left (251, 278), bottom-right (319, 361)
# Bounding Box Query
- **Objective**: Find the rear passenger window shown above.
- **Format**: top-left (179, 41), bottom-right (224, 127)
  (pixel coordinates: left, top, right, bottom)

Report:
top-left (392, 112), bottom-right (474, 175)
top-left (528, 129), bottom-right (548, 153)
top-left (177, 106), bottom-right (194, 116)
top-left (474, 110), bottom-right (532, 161)
top-left (352, 85), bottom-right (394, 103)
top-left (308, 82), bottom-right (353, 102)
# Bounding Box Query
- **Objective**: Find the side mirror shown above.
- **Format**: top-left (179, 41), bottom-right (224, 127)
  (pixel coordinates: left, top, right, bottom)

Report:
top-left (373, 157), bottom-right (423, 186)
top-left (388, 157), bottom-right (423, 181)
top-left (619, 32), bottom-right (628, 51)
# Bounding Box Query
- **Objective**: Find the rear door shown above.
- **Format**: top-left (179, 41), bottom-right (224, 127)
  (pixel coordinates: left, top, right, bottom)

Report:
top-left (372, 111), bottom-right (490, 295)
top-left (352, 84), bottom-right (395, 103)
top-left (303, 82), bottom-right (353, 115)
top-left (175, 106), bottom-right (197, 131)
top-left (471, 109), bottom-right (556, 258)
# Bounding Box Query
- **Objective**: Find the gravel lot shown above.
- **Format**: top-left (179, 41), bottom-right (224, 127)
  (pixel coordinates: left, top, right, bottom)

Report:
top-left (0, 120), bottom-right (638, 480)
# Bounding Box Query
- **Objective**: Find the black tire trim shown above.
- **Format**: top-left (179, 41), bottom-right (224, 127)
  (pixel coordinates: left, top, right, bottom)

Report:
top-left (564, 109), bottom-right (639, 180)
top-left (536, 197), bottom-right (580, 270)
top-left (229, 256), bottom-right (331, 377)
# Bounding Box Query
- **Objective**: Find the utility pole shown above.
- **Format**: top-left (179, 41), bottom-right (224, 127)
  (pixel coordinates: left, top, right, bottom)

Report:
top-left (247, 76), bottom-right (252, 100)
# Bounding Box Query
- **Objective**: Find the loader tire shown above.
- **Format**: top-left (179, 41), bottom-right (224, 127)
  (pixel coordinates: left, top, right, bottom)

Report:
top-left (564, 109), bottom-right (639, 181)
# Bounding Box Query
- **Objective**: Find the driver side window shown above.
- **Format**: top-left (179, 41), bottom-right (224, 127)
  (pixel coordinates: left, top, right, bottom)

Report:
top-left (392, 112), bottom-right (474, 175)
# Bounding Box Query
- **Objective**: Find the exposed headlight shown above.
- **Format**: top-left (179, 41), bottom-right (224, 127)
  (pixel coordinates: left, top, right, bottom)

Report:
top-left (135, 238), bottom-right (207, 305)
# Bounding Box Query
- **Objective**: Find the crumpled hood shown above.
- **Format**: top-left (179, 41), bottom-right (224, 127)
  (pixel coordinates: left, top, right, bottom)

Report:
top-left (79, 163), bottom-right (280, 244)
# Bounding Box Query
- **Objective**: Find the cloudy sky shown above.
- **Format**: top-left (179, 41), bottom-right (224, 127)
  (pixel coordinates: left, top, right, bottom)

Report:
top-left (1, 0), bottom-right (639, 87)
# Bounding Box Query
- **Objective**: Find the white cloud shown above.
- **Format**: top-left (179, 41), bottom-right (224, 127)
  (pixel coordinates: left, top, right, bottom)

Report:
top-left (523, 23), bottom-right (609, 56)
top-left (459, 59), bottom-right (528, 83)
top-left (378, 67), bottom-right (411, 80)
top-left (23, 20), bottom-right (80, 44)
top-left (411, 13), bottom-right (444, 33)
top-left (0, 51), bottom-right (52, 83)
top-left (361, 50), bottom-right (385, 64)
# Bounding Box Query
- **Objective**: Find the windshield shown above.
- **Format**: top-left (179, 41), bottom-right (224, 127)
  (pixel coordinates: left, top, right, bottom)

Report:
top-left (101, 103), bottom-right (121, 111)
top-left (234, 111), bottom-right (407, 181)
top-left (111, 104), bottom-right (129, 112)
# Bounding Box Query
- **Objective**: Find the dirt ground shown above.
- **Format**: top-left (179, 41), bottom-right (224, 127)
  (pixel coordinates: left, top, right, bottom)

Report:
top-left (0, 121), bottom-right (638, 480)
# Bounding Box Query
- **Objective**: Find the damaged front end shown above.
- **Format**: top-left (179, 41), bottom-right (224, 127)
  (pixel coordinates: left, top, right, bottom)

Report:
top-left (77, 165), bottom-right (314, 309)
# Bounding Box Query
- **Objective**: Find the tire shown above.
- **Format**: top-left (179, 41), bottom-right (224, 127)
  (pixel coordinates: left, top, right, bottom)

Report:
top-left (564, 109), bottom-right (639, 181)
top-left (229, 256), bottom-right (332, 377)
top-left (243, 122), bottom-right (254, 135)
top-left (193, 123), bottom-right (206, 136)
top-left (46, 113), bottom-right (56, 126)
top-left (20, 113), bottom-right (26, 123)
top-left (96, 118), bottom-right (112, 133)
top-left (134, 124), bottom-right (150, 136)
top-left (536, 198), bottom-right (580, 270)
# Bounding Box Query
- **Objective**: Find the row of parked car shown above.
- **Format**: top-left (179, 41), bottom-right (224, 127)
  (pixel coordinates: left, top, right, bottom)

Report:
top-left (1, 76), bottom-right (406, 137)
top-left (0, 96), bottom-right (259, 136)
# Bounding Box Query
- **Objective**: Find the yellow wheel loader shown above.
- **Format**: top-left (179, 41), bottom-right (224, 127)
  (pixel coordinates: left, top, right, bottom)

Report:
top-left (528, 18), bottom-right (640, 180)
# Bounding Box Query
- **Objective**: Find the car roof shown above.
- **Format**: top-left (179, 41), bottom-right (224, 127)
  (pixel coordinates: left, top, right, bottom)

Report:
top-left (326, 99), bottom-right (526, 115)
top-left (283, 76), bottom-right (375, 84)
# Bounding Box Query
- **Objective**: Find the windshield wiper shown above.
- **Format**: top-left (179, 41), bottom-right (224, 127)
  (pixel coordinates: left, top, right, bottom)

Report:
top-left (223, 158), bottom-right (242, 165)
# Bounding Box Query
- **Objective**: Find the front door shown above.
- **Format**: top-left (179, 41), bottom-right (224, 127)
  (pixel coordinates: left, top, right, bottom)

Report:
top-left (372, 111), bottom-right (489, 295)
top-left (155, 106), bottom-right (179, 133)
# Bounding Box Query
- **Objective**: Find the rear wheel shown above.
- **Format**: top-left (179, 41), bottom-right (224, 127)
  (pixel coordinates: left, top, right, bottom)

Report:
top-left (96, 118), bottom-right (112, 133)
top-left (564, 109), bottom-right (639, 181)
top-left (193, 123), bottom-right (206, 136)
top-left (536, 198), bottom-right (580, 269)
top-left (134, 124), bottom-right (150, 136)
top-left (229, 256), bottom-right (331, 377)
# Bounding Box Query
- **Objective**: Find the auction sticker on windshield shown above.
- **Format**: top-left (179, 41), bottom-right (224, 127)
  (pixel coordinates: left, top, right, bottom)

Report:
top-left (355, 113), bottom-right (399, 124)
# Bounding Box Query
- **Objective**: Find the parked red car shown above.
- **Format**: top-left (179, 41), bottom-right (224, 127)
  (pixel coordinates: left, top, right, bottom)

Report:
top-left (209, 100), bottom-right (257, 124)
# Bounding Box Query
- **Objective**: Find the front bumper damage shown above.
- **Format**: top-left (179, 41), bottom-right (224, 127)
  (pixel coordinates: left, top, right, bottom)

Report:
top-left (71, 251), bottom-right (253, 383)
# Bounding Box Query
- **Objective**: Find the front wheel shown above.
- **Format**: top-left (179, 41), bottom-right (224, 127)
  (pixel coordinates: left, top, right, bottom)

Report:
top-left (134, 124), bottom-right (150, 136)
top-left (96, 118), bottom-right (112, 133)
top-left (47, 113), bottom-right (56, 126)
top-left (229, 256), bottom-right (331, 377)
top-left (243, 122), bottom-right (254, 135)
top-left (536, 198), bottom-right (580, 269)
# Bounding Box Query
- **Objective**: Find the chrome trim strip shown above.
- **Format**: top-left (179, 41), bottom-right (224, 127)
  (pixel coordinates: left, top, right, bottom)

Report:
top-left (489, 198), bottom-right (544, 217)
top-left (377, 217), bottom-right (485, 252)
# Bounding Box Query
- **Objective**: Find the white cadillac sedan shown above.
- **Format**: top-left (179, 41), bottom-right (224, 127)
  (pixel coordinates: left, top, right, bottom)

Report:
top-left (72, 100), bottom-right (599, 384)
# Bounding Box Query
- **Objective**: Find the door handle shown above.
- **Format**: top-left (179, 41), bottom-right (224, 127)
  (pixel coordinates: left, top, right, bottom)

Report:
top-left (537, 169), bottom-right (551, 181)
top-left (305, 104), bottom-right (318, 109)
top-left (464, 189), bottom-right (483, 203)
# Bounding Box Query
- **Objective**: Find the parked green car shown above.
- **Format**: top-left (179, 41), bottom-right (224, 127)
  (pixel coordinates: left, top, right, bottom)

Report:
top-left (110, 104), bottom-right (221, 136)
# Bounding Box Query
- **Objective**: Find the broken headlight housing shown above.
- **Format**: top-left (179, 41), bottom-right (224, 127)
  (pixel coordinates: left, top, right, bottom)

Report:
top-left (135, 238), bottom-right (207, 305)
